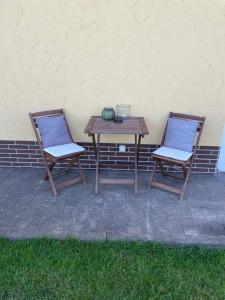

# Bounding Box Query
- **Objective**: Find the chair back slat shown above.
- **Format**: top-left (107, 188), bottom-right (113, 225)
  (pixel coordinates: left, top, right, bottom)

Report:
top-left (31, 109), bottom-right (63, 118)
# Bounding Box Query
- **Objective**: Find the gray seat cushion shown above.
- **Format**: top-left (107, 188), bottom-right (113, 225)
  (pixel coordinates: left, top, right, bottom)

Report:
top-left (37, 115), bottom-right (72, 148)
top-left (44, 143), bottom-right (85, 157)
top-left (164, 118), bottom-right (199, 152)
top-left (153, 146), bottom-right (193, 161)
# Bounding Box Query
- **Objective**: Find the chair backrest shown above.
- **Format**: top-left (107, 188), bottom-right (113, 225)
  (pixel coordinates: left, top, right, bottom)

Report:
top-left (161, 112), bottom-right (206, 153)
top-left (29, 109), bottom-right (73, 150)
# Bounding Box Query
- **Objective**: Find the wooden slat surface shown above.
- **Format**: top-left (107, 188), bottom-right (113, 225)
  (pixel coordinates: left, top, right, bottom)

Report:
top-left (99, 178), bottom-right (134, 185)
top-left (151, 180), bottom-right (182, 195)
top-left (84, 116), bottom-right (149, 135)
top-left (56, 177), bottom-right (82, 190)
top-left (31, 109), bottom-right (63, 118)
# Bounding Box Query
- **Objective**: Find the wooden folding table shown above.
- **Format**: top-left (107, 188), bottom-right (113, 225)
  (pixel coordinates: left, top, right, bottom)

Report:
top-left (84, 116), bottom-right (149, 195)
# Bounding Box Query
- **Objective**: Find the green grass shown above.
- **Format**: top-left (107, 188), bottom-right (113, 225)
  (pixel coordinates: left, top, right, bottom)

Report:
top-left (0, 239), bottom-right (225, 299)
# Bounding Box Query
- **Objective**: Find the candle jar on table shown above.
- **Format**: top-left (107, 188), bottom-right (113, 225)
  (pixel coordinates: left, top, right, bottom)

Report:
top-left (116, 105), bottom-right (130, 120)
top-left (101, 107), bottom-right (115, 120)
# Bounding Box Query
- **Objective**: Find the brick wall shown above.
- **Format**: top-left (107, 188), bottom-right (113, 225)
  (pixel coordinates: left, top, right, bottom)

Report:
top-left (0, 140), bottom-right (219, 173)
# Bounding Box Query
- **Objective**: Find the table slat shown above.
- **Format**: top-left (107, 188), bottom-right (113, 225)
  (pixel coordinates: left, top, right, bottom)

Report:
top-left (84, 116), bottom-right (149, 135)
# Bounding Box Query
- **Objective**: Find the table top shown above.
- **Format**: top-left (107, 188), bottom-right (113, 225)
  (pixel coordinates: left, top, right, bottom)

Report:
top-left (84, 116), bottom-right (149, 135)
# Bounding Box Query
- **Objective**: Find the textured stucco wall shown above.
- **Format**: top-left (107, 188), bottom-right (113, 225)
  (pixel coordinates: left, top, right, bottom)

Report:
top-left (0, 0), bottom-right (225, 145)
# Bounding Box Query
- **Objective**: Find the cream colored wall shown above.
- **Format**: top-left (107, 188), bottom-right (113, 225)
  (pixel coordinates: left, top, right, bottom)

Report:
top-left (0, 0), bottom-right (225, 145)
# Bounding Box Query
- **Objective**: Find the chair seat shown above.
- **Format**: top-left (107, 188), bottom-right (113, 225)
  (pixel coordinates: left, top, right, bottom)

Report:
top-left (152, 146), bottom-right (193, 161)
top-left (44, 143), bottom-right (85, 158)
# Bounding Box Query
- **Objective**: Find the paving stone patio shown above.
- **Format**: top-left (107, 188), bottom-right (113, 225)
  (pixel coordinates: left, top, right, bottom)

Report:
top-left (1, 167), bottom-right (225, 247)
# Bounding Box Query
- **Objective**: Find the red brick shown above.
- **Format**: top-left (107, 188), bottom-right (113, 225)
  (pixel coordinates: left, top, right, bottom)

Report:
top-left (0, 154), bottom-right (10, 157)
top-left (12, 162), bottom-right (32, 167)
top-left (0, 145), bottom-right (9, 149)
top-left (0, 162), bottom-right (11, 166)
top-left (29, 145), bottom-right (39, 150)
top-left (0, 149), bottom-right (16, 154)
top-left (109, 147), bottom-right (119, 151)
top-left (29, 154), bottom-right (42, 159)
top-left (99, 151), bottom-right (115, 156)
top-left (196, 154), bottom-right (217, 159)
top-left (9, 145), bottom-right (29, 150)
top-left (0, 141), bottom-right (15, 145)
top-left (17, 149), bottom-right (36, 154)
top-left (18, 158), bottom-right (38, 163)
top-left (0, 157), bottom-right (17, 162)
top-left (109, 156), bottom-right (129, 161)
top-left (194, 159), bottom-right (210, 164)
top-left (16, 141), bottom-right (36, 145)
top-left (212, 150), bottom-right (219, 155)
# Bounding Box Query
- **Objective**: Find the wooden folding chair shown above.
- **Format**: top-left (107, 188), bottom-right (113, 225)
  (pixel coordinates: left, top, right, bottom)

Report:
top-left (148, 112), bottom-right (205, 200)
top-left (29, 109), bottom-right (86, 196)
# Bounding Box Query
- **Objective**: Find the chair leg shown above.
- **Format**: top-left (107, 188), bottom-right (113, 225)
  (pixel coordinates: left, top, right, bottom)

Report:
top-left (181, 165), bottom-right (187, 180)
top-left (49, 176), bottom-right (58, 196)
top-left (158, 160), bottom-right (167, 177)
top-left (45, 164), bottom-right (58, 196)
top-left (41, 156), bottom-right (58, 196)
top-left (66, 158), bottom-right (75, 173)
top-left (44, 162), bottom-right (55, 180)
top-left (148, 161), bottom-right (157, 190)
top-left (77, 158), bottom-right (86, 184)
top-left (180, 167), bottom-right (192, 200)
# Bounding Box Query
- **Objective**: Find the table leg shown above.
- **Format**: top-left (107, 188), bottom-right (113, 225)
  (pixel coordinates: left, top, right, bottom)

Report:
top-left (95, 134), bottom-right (100, 194)
top-left (137, 134), bottom-right (142, 164)
top-left (91, 134), bottom-right (97, 160)
top-left (134, 134), bottom-right (142, 195)
top-left (134, 134), bottom-right (138, 195)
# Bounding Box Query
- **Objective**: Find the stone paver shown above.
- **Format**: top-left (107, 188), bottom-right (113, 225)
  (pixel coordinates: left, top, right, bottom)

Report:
top-left (1, 167), bottom-right (225, 247)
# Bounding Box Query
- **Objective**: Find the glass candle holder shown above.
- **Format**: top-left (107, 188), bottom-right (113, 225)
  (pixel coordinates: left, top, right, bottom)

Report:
top-left (116, 105), bottom-right (130, 120)
top-left (101, 107), bottom-right (115, 120)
